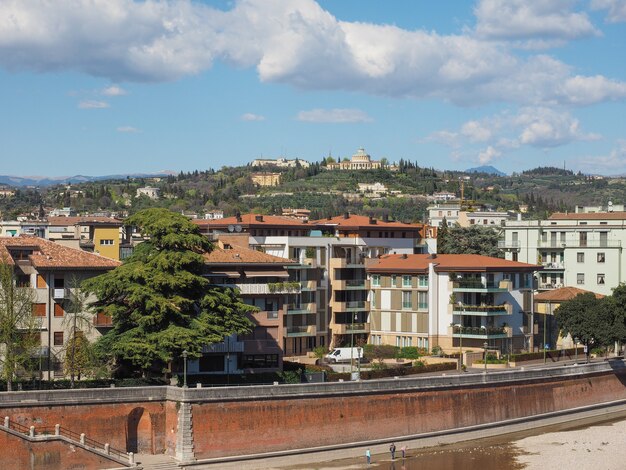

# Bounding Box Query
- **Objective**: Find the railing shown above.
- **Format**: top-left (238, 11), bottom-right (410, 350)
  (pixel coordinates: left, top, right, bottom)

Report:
top-left (453, 304), bottom-right (511, 314)
top-left (1, 417), bottom-right (130, 464)
top-left (541, 262), bottom-right (565, 269)
top-left (537, 239), bottom-right (621, 248)
top-left (202, 341), bottom-right (245, 353)
top-left (453, 280), bottom-right (510, 290)
top-left (266, 310), bottom-right (279, 320)
top-left (346, 300), bottom-right (366, 309)
top-left (284, 325), bottom-right (317, 336)
top-left (498, 240), bottom-right (521, 249)
top-left (451, 325), bottom-right (510, 337)
top-left (345, 279), bottom-right (367, 288)
top-left (539, 283), bottom-right (563, 290)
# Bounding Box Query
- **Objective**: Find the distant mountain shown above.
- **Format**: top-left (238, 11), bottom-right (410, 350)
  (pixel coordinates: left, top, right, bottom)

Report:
top-left (0, 172), bottom-right (175, 187)
top-left (465, 165), bottom-right (506, 176)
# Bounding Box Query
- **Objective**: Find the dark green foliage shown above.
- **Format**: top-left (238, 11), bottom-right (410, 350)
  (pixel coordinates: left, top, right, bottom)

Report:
top-left (437, 225), bottom-right (504, 258)
top-left (555, 293), bottom-right (610, 349)
top-left (83, 208), bottom-right (254, 376)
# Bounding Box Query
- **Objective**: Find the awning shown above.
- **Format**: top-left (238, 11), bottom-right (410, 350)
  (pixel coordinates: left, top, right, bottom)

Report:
top-left (244, 270), bottom-right (289, 278)
top-left (207, 271), bottom-right (241, 278)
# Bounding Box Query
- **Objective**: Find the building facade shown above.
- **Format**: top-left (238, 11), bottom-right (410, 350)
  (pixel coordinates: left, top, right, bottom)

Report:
top-left (325, 147), bottom-right (383, 170)
top-left (367, 254), bottom-right (539, 354)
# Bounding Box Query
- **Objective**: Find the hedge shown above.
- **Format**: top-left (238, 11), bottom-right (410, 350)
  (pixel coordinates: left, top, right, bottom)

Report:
top-left (509, 347), bottom-right (582, 363)
top-left (325, 362), bottom-right (456, 382)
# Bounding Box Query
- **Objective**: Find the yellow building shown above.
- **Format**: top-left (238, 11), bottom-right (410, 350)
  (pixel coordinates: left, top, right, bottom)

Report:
top-left (251, 172), bottom-right (281, 186)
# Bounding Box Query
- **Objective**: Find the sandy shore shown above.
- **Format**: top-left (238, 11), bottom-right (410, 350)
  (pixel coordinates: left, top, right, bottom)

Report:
top-left (514, 418), bottom-right (626, 469)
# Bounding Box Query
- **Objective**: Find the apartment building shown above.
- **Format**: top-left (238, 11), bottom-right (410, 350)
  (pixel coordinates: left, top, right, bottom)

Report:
top-left (0, 236), bottom-right (120, 379)
top-left (192, 239), bottom-right (322, 374)
top-left (193, 213), bottom-right (436, 350)
top-left (501, 211), bottom-right (626, 296)
top-left (47, 216), bottom-right (124, 260)
top-left (366, 254), bottom-right (539, 354)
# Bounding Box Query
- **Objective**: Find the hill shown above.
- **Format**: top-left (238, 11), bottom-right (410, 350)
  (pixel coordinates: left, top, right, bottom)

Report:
top-left (465, 165), bottom-right (506, 176)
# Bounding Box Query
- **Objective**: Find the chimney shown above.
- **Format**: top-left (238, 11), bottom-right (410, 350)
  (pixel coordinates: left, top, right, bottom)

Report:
top-left (402, 253), bottom-right (408, 259)
top-left (344, 212), bottom-right (350, 219)
top-left (369, 216), bottom-right (377, 225)
top-left (255, 215), bottom-right (264, 222)
top-left (429, 253), bottom-right (437, 259)
top-left (383, 214), bottom-right (389, 222)
top-left (236, 212), bottom-right (242, 223)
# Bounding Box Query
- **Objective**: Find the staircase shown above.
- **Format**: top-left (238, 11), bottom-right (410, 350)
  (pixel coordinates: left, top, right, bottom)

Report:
top-left (135, 453), bottom-right (179, 470)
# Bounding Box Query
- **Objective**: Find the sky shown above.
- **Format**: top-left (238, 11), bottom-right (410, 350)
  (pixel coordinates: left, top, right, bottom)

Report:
top-left (0, 0), bottom-right (625, 177)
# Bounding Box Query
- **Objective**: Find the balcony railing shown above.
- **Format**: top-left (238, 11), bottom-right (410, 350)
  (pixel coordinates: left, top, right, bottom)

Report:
top-left (449, 325), bottom-right (512, 338)
top-left (541, 262), bottom-right (564, 270)
top-left (539, 283), bottom-right (563, 290)
top-left (334, 323), bottom-right (371, 334)
top-left (345, 279), bottom-right (367, 288)
top-left (453, 304), bottom-right (512, 315)
top-left (284, 325), bottom-right (317, 337)
top-left (498, 240), bottom-right (521, 250)
top-left (538, 239), bottom-right (621, 248)
top-left (202, 340), bottom-right (245, 353)
top-left (452, 280), bottom-right (511, 292)
top-left (286, 303), bottom-right (316, 314)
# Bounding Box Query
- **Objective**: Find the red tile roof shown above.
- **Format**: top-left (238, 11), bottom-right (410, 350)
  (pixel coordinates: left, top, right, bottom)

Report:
top-left (47, 216), bottom-right (123, 226)
top-left (534, 287), bottom-right (604, 301)
top-left (203, 243), bottom-right (296, 265)
top-left (367, 253), bottom-right (540, 273)
top-left (313, 214), bottom-right (423, 229)
top-left (193, 214), bottom-right (307, 228)
top-left (0, 236), bottom-right (120, 270)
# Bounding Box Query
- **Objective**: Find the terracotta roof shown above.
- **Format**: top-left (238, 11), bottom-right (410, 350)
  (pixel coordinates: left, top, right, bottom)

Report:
top-left (313, 214), bottom-right (423, 229)
top-left (534, 287), bottom-right (604, 301)
top-left (203, 244), bottom-right (297, 265)
top-left (0, 235), bottom-right (121, 270)
top-left (367, 253), bottom-right (540, 273)
top-left (47, 216), bottom-right (123, 226)
top-left (548, 212), bottom-right (626, 220)
top-left (193, 214), bottom-right (307, 228)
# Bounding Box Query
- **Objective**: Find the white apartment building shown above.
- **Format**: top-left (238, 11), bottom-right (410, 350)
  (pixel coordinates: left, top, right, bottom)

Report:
top-left (428, 202), bottom-right (461, 227)
top-left (367, 254), bottom-right (538, 354)
top-left (501, 211), bottom-right (626, 296)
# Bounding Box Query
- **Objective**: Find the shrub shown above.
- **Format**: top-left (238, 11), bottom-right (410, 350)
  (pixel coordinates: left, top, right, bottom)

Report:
top-left (398, 347), bottom-right (420, 359)
top-left (431, 345), bottom-right (443, 357)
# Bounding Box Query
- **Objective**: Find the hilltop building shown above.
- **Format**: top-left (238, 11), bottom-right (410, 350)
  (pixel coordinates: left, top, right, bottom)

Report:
top-left (251, 172), bottom-right (281, 187)
top-left (136, 187), bottom-right (160, 199)
top-left (251, 158), bottom-right (310, 169)
top-left (325, 148), bottom-right (383, 170)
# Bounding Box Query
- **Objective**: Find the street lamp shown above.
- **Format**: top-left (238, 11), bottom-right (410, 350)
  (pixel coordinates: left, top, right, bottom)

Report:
top-left (457, 301), bottom-right (464, 371)
top-left (182, 350), bottom-right (188, 388)
top-left (483, 342), bottom-right (488, 373)
top-left (350, 312), bottom-right (357, 380)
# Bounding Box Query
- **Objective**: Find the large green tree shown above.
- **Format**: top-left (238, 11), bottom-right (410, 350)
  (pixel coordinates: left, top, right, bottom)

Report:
top-left (83, 208), bottom-right (254, 376)
top-left (437, 225), bottom-right (504, 258)
top-left (554, 292), bottom-right (609, 352)
top-left (0, 261), bottom-right (41, 391)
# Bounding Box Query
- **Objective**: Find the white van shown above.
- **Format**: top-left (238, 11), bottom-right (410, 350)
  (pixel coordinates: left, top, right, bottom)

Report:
top-left (325, 347), bottom-right (363, 363)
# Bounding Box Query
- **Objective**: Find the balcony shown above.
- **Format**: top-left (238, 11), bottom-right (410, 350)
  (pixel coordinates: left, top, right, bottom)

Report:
top-left (537, 239), bottom-right (621, 249)
top-left (452, 303), bottom-right (512, 316)
top-left (498, 240), bottom-right (521, 251)
top-left (202, 340), bottom-right (245, 353)
top-left (53, 288), bottom-right (69, 299)
top-left (333, 300), bottom-right (369, 312)
top-left (334, 322), bottom-right (371, 334)
top-left (284, 325), bottom-right (317, 337)
top-left (330, 258), bottom-right (365, 269)
top-left (448, 325), bottom-right (512, 339)
top-left (286, 302), bottom-right (317, 315)
top-left (541, 261), bottom-right (565, 270)
top-left (451, 279), bottom-right (511, 293)
top-left (234, 282), bottom-right (301, 295)
top-left (300, 280), bottom-right (317, 291)
top-left (332, 279), bottom-right (369, 290)
top-left (536, 240), bottom-right (566, 249)
top-left (539, 283), bottom-right (563, 290)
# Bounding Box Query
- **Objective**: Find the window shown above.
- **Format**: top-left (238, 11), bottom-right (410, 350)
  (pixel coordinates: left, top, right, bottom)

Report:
top-left (579, 232), bottom-right (587, 247)
top-left (199, 355), bottom-right (225, 372)
top-left (371, 275), bottom-right (380, 287)
top-left (418, 291), bottom-right (428, 310)
top-left (391, 274), bottom-right (397, 286)
top-left (597, 253), bottom-right (605, 263)
top-left (402, 291), bottom-right (412, 310)
top-left (577, 252), bottom-right (584, 263)
top-left (16, 274), bottom-right (30, 287)
top-left (32, 303), bottom-right (46, 317)
top-left (370, 291), bottom-right (377, 309)
top-left (418, 275), bottom-right (428, 287)
top-left (577, 273), bottom-right (585, 285)
top-left (99, 239), bottom-right (114, 245)
top-left (597, 274), bottom-right (605, 285)
top-left (402, 275), bottom-right (412, 287)
top-left (53, 332), bottom-right (64, 346)
top-left (242, 354), bottom-right (279, 369)
top-left (54, 303), bottom-right (64, 317)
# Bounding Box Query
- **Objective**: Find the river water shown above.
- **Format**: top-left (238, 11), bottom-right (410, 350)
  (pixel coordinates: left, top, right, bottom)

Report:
top-left (283, 415), bottom-right (626, 470)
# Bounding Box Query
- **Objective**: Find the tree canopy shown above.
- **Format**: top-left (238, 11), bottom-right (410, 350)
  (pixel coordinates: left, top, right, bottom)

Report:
top-left (554, 292), bottom-right (605, 348)
top-left (83, 208), bottom-right (254, 376)
top-left (437, 224), bottom-right (504, 258)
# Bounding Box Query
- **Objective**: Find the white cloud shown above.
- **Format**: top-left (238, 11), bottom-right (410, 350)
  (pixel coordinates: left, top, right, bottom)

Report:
top-left (78, 100), bottom-right (109, 109)
top-left (478, 146), bottom-right (501, 164)
top-left (102, 85), bottom-right (127, 96)
top-left (296, 108), bottom-right (372, 123)
top-left (241, 113), bottom-right (265, 121)
top-left (0, 0), bottom-right (623, 107)
top-left (461, 120), bottom-right (492, 142)
top-left (591, 0), bottom-right (626, 23)
top-left (515, 107), bottom-right (601, 147)
top-left (474, 0), bottom-right (599, 42)
top-left (116, 126), bottom-right (139, 133)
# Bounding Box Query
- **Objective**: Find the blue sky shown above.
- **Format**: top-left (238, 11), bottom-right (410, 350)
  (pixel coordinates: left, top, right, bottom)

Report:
top-left (0, 0), bottom-right (625, 176)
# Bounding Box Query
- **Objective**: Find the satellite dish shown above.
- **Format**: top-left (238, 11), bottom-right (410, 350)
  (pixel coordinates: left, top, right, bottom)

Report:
top-left (228, 224), bottom-right (235, 232)
top-left (235, 225), bottom-right (242, 233)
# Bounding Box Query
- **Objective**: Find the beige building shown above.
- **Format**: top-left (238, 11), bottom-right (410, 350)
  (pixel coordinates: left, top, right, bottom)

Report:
top-left (251, 172), bottom-right (281, 187)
